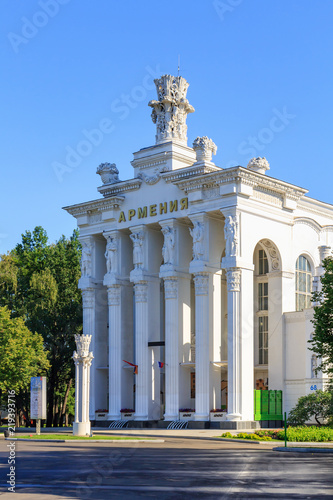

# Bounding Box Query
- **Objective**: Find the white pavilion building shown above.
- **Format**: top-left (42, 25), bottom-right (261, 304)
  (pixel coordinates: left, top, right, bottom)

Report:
top-left (64, 74), bottom-right (332, 428)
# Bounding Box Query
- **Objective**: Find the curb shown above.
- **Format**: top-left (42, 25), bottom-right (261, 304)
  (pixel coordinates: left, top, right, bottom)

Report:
top-left (5, 437), bottom-right (164, 443)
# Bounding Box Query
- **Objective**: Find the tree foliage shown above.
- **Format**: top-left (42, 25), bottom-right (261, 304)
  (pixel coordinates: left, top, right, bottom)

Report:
top-left (0, 306), bottom-right (49, 393)
top-left (287, 390), bottom-right (332, 426)
top-left (310, 257), bottom-right (333, 377)
top-left (0, 226), bottom-right (82, 426)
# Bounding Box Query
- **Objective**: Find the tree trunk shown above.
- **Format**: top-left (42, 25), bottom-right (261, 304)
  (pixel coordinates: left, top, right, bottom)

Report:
top-left (59, 379), bottom-right (72, 427)
top-left (46, 367), bottom-right (56, 427)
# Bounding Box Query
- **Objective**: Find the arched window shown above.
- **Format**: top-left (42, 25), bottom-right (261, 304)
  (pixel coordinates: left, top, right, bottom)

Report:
top-left (295, 256), bottom-right (312, 311)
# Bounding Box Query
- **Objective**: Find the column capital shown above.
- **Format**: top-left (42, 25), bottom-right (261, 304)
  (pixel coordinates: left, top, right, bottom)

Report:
top-left (164, 277), bottom-right (178, 299)
top-left (319, 245), bottom-right (332, 263)
top-left (134, 282), bottom-right (148, 302)
top-left (81, 288), bottom-right (95, 308)
top-left (226, 268), bottom-right (241, 292)
top-left (107, 285), bottom-right (121, 306)
top-left (193, 272), bottom-right (209, 295)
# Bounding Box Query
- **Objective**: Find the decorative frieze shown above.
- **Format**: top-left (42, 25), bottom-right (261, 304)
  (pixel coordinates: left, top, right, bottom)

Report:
top-left (193, 273), bottom-right (209, 295)
top-left (164, 278), bottom-right (178, 299)
top-left (226, 269), bottom-right (241, 292)
top-left (135, 283), bottom-right (148, 303)
top-left (137, 169), bottom-right (162, 185)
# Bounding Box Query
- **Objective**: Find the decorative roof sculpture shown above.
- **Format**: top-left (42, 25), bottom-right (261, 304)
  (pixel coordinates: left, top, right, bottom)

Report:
top-left (148, 74), bottom-right (194, 145)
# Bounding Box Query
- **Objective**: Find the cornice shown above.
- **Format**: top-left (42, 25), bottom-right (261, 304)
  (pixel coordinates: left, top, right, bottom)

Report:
top-left (97, 178), bottom-right (142, 198)
top-left (173, 166), bottom-right (308, 201)
top-left (297, 196), bottom-right (333, 220)
top-left (63, 196), bottom-right (125, 217)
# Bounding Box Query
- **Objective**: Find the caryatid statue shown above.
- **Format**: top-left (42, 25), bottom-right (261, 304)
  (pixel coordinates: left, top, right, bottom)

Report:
top-left (224, 216), bottom-right (238, 257)
top-left (189, 222), bottom-right (205, 260)
top-left (105, 235), bottom-right (118, 274)
top-left (130, 232), bottom-right (144, 269)
top-left (81, 242), bottom-right (92, 277)
top-left (161, 226), bottom-right (175, 265)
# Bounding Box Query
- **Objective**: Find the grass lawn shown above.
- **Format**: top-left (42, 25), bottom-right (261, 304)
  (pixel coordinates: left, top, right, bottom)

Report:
top-left (13, 434), bottom-right (149, 440)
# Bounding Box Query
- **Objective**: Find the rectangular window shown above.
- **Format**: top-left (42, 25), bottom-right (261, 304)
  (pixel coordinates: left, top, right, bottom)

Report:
top-left (259, 250), bottom-right (269, 275)
top-left (258, 282), bottom-right (268, 311)
top-left (259, 316), bottom-right (268, 365)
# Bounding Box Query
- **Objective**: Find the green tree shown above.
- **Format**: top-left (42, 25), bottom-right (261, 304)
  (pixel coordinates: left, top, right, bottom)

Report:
top-left (287, 390), bottom-right (331, 426)
top-left (310, 257), bottom-right (333, 377)
top-left (0, 227), bottom-right (82, 426)
top-left (0, 306), bottom-right (50, 425)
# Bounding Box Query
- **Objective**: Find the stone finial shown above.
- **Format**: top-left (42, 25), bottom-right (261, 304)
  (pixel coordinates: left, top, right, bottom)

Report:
top-left (96, 163), bottom-right (119, 184)
top-left (148, 74), bottom-right (194, 145)
top-left (193, 136), bottom-right (217, 163)
top-left (247, 157), bottom-right (270, 174)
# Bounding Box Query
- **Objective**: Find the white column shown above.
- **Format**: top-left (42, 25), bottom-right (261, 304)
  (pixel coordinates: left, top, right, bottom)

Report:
top-left (134, 282), bottom-right (149, 420)
top-left (73, 334), bottom-right (93, 436)
top-left (74, 361), bottom-right (79, 423)
top-left (106, 285), bottom-right (122, 420)
top-left (226, 268), bottom-right (242, 420)
top-left (163, 277), bottom-right (179, 420)
top-left (81, 289), bottom-right (96, 420)
top-left (193, 272), bottom-right (210, 420)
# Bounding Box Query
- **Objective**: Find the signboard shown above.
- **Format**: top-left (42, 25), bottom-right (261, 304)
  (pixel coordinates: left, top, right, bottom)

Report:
top-left (30, 377), bottom-right (47, 420)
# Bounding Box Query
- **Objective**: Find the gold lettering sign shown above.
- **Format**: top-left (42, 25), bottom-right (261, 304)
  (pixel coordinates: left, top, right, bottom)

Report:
top-left (118, 197), bottom-right (188, 223)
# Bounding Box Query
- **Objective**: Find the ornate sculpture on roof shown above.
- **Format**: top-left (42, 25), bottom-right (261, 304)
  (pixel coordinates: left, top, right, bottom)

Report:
top-left (96, 163), bottom-right (120, 184)
top-left (247, 157), bottom-right (270, 175)
top-left (148, 75), bottom-right (194, 145)
top-left (193, 136), bottom-right (217, 163)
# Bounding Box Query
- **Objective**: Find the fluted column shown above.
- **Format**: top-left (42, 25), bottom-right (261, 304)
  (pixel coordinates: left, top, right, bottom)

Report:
top-left (193, 272), bottom-right (210, 420)
top-left (134, 282), bottom-right (149, 420)
top-left (73, 334), bottom-right (94, 436)
top-left (225, 269), bottom-right (242, 420)
top-left (163, 278), bottom-right (179, 420)
top-left (81, 289), bottom-right (96, 420)
top-left (107, 285), bottom-right (122, 420)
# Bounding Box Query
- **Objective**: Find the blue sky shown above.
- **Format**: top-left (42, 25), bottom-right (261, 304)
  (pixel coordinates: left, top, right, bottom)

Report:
top-left (1, 0), bottom-right (333, 253)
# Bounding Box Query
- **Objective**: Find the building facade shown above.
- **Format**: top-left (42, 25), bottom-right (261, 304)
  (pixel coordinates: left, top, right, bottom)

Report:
top-left (65, 75), bottom-right (332, 425)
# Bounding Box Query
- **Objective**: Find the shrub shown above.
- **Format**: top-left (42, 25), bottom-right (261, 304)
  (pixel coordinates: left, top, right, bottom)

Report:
top-left (287, 390), bottom-right (332, 426)
top-left (275, 426), bottom-right (333, 442)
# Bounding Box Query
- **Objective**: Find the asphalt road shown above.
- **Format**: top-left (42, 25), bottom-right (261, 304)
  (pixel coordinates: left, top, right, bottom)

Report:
top-left (0, 437), bottom-right (333, 499)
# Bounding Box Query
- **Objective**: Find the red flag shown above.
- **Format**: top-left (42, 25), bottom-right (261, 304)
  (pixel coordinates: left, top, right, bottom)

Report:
top-left (158, 361), bottom-right (164, 368)
top-left (123, 360), bottom-right (138, 374)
